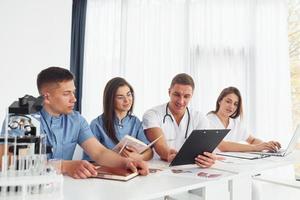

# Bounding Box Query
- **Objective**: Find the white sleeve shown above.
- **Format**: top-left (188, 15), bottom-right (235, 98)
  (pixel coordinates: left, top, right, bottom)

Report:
top-left (195, 112), bottom-right (210, 129)
top-left (237, 119), bottom-right (250, 141)
top-left (233, 118), bottom-right (250, 141)
top-left (206, 113), bottom-right (219, 129)
top-left (142, 109), bottom-right (161, 129)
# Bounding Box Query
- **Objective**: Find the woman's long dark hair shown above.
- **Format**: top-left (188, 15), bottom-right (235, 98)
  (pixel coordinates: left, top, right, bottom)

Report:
top-left (102, 77), bottom-right (134, 144)
top-left (209, 86), bottom-right (243, 119)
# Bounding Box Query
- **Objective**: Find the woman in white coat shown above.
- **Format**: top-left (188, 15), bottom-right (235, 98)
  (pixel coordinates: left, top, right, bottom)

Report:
top-left (207, 86), bottom-right (281, 152)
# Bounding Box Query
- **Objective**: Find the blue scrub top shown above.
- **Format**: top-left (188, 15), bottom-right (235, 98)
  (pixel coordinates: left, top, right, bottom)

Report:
top-left (39, 108), bottom-right (94, 160)
top-left (82, 114), bottom-right (149, 161)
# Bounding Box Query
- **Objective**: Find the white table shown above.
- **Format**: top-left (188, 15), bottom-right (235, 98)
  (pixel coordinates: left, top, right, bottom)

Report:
top-left (62, 151), bottom-right (300, 200)
top-left (63, 160), bottom-right (236, 200)
top-left (212, 150), bottom-right (300, 200)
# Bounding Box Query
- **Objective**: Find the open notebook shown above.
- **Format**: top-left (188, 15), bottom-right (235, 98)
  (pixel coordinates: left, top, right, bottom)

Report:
top-left (113, 135), bottom-right (162, 154)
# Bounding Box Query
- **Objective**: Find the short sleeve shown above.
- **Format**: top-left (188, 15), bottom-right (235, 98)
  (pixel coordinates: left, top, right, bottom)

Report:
top-left (77, 115), bottom-right (94, 145)
top-left (194, 112), bottom-right (210, 129)
top-left (90, 117), bottom-right (105, 144)
top-left (142, 109), bottom-right (161, 129)
top-left (206, 113), bottom-right (219, 129)
top-left (135, 119), bottom-right (150, 144)
top-left (238, 119), bottom-right (250, 141)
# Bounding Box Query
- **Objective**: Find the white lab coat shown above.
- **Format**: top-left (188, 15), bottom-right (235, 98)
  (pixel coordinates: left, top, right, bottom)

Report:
top-left (143, 103), bottom-right (209, 150)
top-left (207, 113), bottom-right (250, 142)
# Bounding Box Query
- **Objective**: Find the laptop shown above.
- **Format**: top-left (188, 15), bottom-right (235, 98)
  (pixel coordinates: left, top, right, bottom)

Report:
top-left (169, 129), bottom-right (230, 166)
top-left (251, 124), bottom-right (300, 157)
top-left (217, 151), bottom-right (271, 160)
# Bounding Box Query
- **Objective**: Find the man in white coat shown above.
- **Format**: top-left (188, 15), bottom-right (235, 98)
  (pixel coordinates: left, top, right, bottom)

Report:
top-left (143, 73), bottom-right (216, 168)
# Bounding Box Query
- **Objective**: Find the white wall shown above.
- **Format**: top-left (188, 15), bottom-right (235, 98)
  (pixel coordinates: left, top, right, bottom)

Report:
top-left (0, 0), bottom-right (72, 122)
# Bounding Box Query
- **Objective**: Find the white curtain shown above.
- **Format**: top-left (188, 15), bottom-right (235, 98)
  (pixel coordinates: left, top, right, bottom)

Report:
top-left (82, 0), bottom-right (292, 146)
top-left (189, 0), bottom-right (292, 145)
top-left (83, 0), bottom-right (189, 121)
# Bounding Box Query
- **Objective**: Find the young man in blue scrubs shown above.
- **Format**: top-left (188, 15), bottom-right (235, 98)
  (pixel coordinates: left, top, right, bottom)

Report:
top-left (36, 67), bottom-right (148, 178)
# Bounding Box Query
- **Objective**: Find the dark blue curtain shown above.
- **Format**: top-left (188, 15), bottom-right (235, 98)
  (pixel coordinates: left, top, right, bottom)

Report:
top-left (70, 0), bottom-right (87, 113)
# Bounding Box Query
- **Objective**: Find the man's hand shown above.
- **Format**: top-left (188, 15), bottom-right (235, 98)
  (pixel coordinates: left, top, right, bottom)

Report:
top-left (62, 160), bottom-right (98, 179)
top-left (124, 159), bottom-right (149, 176)
top-left (195, 152), bottom-right (217, 168)
top-left (167, 148), bottom-right (178, 162)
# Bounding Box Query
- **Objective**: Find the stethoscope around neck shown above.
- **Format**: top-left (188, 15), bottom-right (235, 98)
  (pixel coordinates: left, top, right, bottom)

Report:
top-left (163, 103), bottom-right (191, 139)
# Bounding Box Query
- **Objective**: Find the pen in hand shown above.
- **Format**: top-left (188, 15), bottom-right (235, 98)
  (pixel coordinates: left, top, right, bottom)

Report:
top-left (118, 141), bottom-right (128, 154)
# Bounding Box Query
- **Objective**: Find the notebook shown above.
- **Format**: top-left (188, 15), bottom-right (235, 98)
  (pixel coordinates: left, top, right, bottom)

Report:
top-left (250, 124), bottom-right (300, 157)
top-left (169, 129), bottom-right (230, 166)
top-left (92, 165), bottom-right (139, 181)
top-left (113, 135), bottom-right (162, 154)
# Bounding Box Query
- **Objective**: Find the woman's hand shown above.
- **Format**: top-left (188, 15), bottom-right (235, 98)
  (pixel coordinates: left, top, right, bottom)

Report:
top-left (253, 141), bottom-right (281, 152)
top-left (121, 145), bottom-right (143, 161)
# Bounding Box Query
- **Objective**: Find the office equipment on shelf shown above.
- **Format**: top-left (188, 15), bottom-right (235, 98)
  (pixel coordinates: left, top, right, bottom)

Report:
top-left (170, 129), bottom-right (230, 166)
top-left (0, 95), bottom-right (63, 198)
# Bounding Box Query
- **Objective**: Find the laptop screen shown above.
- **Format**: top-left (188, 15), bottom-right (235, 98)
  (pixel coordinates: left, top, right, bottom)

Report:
top-left (284, 124), bottom-right (300, 155)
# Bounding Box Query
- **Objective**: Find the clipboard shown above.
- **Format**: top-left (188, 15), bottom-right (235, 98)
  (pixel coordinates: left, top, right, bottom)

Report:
top-left (169, 129), bottom-right (230, 166)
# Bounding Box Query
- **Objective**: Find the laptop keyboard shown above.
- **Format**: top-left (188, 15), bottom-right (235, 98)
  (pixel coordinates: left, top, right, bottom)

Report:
top-left (268, 149), bottom-right (285, 156)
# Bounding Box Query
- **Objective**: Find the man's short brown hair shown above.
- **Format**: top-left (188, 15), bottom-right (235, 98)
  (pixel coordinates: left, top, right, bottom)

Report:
top-left (37, 66), bottom-right (74, 94)
top-left (170, 73), bottom-right (195, 90)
